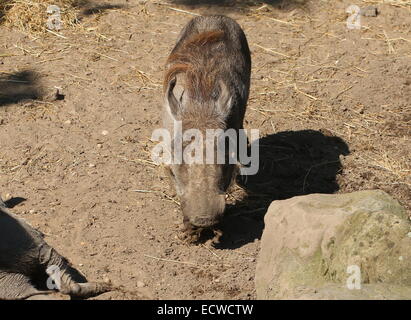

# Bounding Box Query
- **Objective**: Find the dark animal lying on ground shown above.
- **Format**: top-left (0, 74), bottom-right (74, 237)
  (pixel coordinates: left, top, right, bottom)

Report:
top-left (0, 197), bottom-right (111, 300)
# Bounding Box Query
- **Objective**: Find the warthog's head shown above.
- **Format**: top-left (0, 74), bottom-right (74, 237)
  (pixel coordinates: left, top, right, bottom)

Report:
top-left (164, 78), bottom-right (238, 230)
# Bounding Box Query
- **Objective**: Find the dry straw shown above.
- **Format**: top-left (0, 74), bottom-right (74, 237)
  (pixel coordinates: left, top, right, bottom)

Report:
top-left (0, 0), bottom-right (81, 33)
top-left (362, 0), bottom-right (411, 8)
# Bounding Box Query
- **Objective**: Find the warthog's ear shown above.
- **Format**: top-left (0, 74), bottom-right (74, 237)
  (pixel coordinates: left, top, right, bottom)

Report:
top-left (216, 81), bottom-right (233, 119)
top-left (165, 77), bottom-right (181, 120)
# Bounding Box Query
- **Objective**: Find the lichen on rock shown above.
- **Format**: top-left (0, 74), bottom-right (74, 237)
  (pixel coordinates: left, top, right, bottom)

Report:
top-left (256, 190), bottom-right (411, 299)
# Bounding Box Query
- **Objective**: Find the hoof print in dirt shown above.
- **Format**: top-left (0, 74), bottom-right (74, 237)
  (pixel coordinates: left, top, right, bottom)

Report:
top-left (0, 197), bottom-right (112, 300)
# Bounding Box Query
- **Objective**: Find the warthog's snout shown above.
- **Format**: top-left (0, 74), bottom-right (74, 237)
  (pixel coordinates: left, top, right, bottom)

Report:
top-left (182, 194), bottom-right (226, 228)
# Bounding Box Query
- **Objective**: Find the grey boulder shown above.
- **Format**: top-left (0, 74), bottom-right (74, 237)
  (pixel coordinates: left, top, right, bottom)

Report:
top-left (256, 190), bottom-right (411, 299)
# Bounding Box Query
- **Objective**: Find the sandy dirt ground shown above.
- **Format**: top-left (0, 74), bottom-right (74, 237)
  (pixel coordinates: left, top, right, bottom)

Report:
top-left (0, 0), bottom-right (410, 299)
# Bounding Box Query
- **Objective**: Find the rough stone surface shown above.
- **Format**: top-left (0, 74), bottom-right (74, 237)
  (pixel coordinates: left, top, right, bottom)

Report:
top-left (256, 190), bottom-right (411, 300)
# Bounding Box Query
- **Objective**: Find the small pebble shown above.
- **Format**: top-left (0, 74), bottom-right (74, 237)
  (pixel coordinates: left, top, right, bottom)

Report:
top-left (137, 281), bottom-right (145, 288)
top-left (64, 120), bottom-right (72, 125)
top-left (360, 6), bottom-right (378, 17)
top-left (407, 232), bottom-right (411, 238)
top-left (101, 130), bottom-right (109, 136)
top-left (398, 256), bottom-right (403, 261)
top-left (54, 87), bottom-right (65, 100)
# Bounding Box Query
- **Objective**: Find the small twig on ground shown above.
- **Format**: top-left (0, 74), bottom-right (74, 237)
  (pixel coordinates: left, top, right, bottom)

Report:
top-left (294, 84), bottom-right (319, 100)
top-left (253, 44), bottom-right (291, 58)
top-left (118, 156), bottom-right (158, 166)
top-left (334, 85), bottom-right (354, 100)
top-left (201, 244), bottom-right (221, 259)
top-left (167, 7), bottom-right (200, 16)
top-left (144, 254), bottom-right (201, 267)
top-left (46, 29), bottom-right (67, 39)
top-left (130, 189), bottom-right (157, 193)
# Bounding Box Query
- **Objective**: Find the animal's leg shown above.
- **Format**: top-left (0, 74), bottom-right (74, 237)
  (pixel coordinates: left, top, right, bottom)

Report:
top-left (63, 280), bottom-right (112, 299)
top-left (0, 272), bottom-right (52, 300)
top-left (55, 267), bottom-right (112, 299)
top-left (42, 246), bottom-right (111, 299)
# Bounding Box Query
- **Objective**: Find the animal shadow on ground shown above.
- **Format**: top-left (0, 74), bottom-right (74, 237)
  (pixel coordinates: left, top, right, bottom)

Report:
top-left (4, 197), bottom-right (26, 208)
top-left (0, 70), bottom-right (42, 107)
top-left (167, 0), bottom-right (309, 14)
top-left (0, 0), bottom-right (125, 23)
top-left (216, 129), bottom-right (350, 249)
top-left (78, 2), bottom-right (126, 17)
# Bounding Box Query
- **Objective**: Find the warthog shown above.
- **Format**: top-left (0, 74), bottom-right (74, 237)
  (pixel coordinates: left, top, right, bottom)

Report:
top-left (162, 15), bottom-right (251, 239)
top-left (0, 197), bottom-right (111, 299)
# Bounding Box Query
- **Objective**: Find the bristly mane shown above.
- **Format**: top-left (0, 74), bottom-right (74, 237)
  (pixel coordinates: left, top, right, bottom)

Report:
top-left (164, 30), bottom-right (226, 103)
